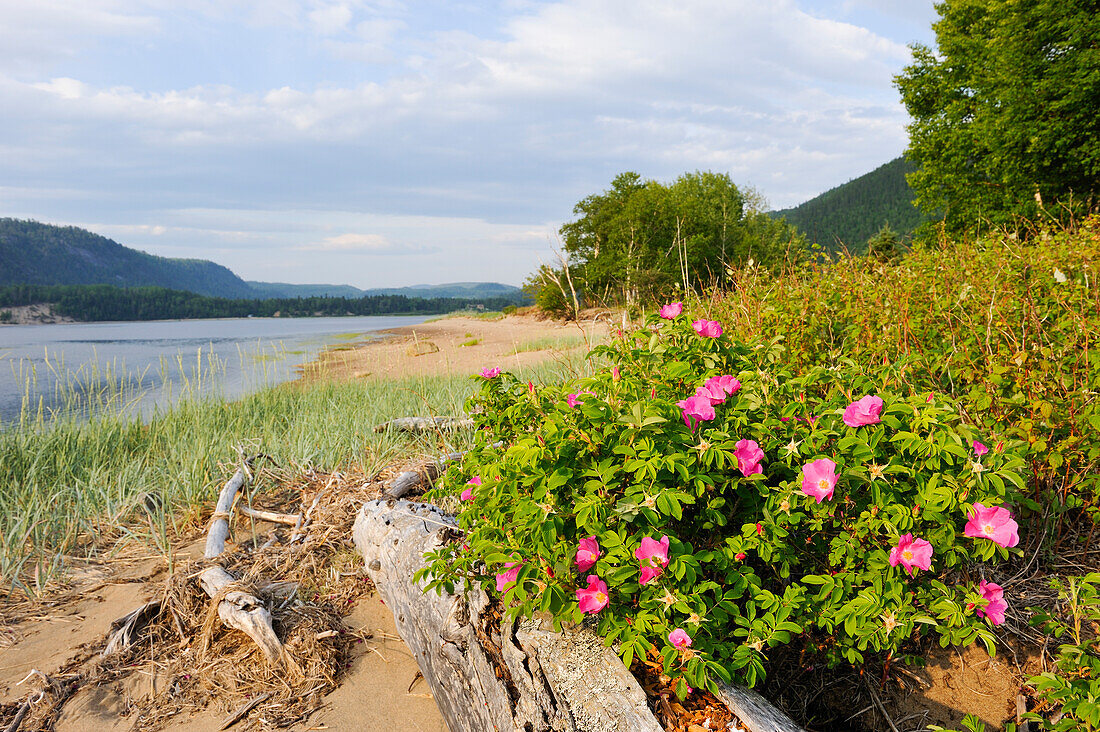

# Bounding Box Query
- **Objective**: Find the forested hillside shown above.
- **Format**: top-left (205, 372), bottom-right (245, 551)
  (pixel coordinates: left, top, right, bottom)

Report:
top-left (0, 219), bottom-right (255, 298)
top-left (772, 157), bottom-right (923, 254)
top-left (0, 284), bottom-right (521, 322)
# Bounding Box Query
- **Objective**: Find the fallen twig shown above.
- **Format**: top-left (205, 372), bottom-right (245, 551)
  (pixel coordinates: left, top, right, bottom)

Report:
top-left (220, 691), bottom-right (272, 730)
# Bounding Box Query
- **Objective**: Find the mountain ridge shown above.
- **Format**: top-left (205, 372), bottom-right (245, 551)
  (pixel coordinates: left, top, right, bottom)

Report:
top-left (772, 157), bottom-right (924, 254)
top-left (0, 219), bottom-right (521, 301)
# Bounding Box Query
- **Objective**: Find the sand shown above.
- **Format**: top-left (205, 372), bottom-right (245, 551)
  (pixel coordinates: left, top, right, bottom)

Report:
top-left (303, 312), bottom-right (610, 381)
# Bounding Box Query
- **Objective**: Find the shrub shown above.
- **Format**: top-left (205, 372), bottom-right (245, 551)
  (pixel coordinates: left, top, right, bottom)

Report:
top-left (713, 219), bottom-right (1100, 514)
top-left (423, 310), bottom-right (1027, 694)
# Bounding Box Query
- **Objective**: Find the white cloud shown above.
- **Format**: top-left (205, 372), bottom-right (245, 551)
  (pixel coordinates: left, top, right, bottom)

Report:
top-left (308, 3), bottom-right (353, 35)
top-left (0, 0), bottom-right (932, 283)
top-left (299, 233), bottom-right (392, 251)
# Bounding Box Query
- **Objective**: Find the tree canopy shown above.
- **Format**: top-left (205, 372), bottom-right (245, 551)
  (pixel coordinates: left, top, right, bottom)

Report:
top-left (895, 0), bottom-right (1100, 230)
top-left (538, 171), bottom-right (803, 311)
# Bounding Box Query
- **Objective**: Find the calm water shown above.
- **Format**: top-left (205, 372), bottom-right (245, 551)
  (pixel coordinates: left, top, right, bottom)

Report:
top-left (0, 315), bottom-right (429, 424)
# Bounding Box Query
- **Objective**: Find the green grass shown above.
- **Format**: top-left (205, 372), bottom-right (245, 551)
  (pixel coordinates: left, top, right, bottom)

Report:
top-left (509, 334), bottom-right (589, 354)
top-left (0, 353), bottom-right (596, 597)
top-left (427, 310), bottom-right (505, 322)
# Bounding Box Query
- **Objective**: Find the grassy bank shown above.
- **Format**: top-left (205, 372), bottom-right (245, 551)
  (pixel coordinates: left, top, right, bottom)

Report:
top-left (0, 355), bottom-right (592, 597)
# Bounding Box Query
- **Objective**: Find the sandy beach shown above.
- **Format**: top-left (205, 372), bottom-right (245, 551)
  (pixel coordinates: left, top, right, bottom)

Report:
top-left (302, 311), bottom-right (610, 381)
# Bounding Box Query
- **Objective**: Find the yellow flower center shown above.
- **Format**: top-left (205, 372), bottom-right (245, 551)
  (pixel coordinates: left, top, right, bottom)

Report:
top-left (902, 550), bottom-right (913, 561)
top-left (817, 478), bottom-right (830, 491)
top-left (595, 592), bottom-right (607, 604)
top-left (983, 523), bottom-right (995, 536)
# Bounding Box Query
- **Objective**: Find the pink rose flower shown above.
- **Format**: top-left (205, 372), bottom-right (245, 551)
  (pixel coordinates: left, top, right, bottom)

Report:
top-left (692, 319), bottom-right (723, 338)
top-left (733, 439), bottom-right (764, 477)
top-left (843, 395), bottom-right (884, 427)
top-left (612, 366), bottom-right (621, 382)
top-left (576, 575), bottom-right (609, 614)
top-left (801, 458), bottom-right (838, 503)
top-left (735, 552), bottom-right (746, 561)
top-left (964, 503), bottom-right (1020, 548)
top-left (706, 374), bottom-right (741, 396)
top-left (696, 375), bottom-right (740, 406)
top-left (976, 580), bottom-right (1007, 625)
top-left (634, 535), bottom-right (670, 585)
top-left (889, 533), bottom-right (933, 573)
top-left (495, 561), bottom-right (522, 592)
top-left (566, 393), bottom-right (582, 408)
top-left (480, 367), bottom-right (502, 379)
top-left (695, 382), bottom-right (727, 405)
top-left (668, 628), bottom-right (692, 649)
top-left (676, 394), bottom-right (716, 431)
top-left (574, 536), bottom-right (601, 571)
top-left (461, 475), bottom-right (481, 501)
top-left (972, 440), bottom-right (989, 456)
top-left (659, 302), bottom-right (683, 319)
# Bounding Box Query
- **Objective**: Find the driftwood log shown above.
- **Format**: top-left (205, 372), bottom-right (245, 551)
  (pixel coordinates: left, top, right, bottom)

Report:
top-left (384, 451), bottom-right (464, 499)
top-left (374, 416), bottom-right (476, 433)
top-left (199, 464), bottom-right (284, 664)
top-left (385, 442), bottom-right (505, 499)
top-left (353, 499), bottom-right (804, 732)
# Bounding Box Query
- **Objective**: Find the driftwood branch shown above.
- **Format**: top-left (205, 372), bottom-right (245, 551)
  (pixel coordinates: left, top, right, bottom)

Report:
top-left (239, 506), bottom-right (301, 526)
top-left (384, 451), bottom-right (464, 499)
top-left (101, 600), bottom-right (162, 658)
top-left (354, 499), bottom-right (801, 732)
top-left (200, 460), bottom-right (283, 664)
top-left (198, 567), bottom-right (282, 664)
top-left (373, 416), bottom-right (475, 433)
top-left (220, 692), bottom-right (272, 730)
top-left (384, 443), bottom-right (504, 499)
top-left (205, 463), bottom-right (251, 559)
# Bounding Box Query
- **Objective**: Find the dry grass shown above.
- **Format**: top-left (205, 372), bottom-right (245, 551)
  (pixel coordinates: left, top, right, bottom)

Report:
top-left (0, 464), bottom-right (411, 731)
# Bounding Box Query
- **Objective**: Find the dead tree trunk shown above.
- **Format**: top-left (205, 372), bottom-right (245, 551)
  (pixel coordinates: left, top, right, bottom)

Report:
top-left (352, 499), bottom-right (804, 732)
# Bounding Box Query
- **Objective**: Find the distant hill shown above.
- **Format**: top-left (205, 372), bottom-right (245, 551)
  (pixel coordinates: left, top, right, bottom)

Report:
top-left (0, 219), bottom-right (524, 302)
top-left (772, 157), bottom-right (924, 254)
top-left (0, 219), bottom-right (255, 298)
top-left (244, 281), bottom-right (370, 299)
top-left (246, 281), bottom-right (524, 300)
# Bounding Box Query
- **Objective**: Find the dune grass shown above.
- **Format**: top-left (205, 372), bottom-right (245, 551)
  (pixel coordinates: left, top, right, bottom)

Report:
top-left (0, 354), bottom-right (595, 598)
top-left (509, 333), bottom-right (589, 354)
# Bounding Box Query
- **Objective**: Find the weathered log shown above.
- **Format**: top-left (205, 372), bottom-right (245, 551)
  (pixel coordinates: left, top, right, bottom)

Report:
top-left (373, 416), bottom-right (476, 433)
top-left (384, 451), bottom-right (463, 499)
top-left (354, 499), bottom-right (658, 731)
top-left (353, 499), bottom-right (805, 732)
top-left (714, 684), bottom-right (804, 732)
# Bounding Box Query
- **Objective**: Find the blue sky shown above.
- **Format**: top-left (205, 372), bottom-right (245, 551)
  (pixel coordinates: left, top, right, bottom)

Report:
top-left (1, 0), bottom-right (937, 288)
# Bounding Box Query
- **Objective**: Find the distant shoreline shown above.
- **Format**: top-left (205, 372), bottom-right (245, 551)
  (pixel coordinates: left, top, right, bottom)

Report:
top-left (0, 301), bottom-right (496, 327)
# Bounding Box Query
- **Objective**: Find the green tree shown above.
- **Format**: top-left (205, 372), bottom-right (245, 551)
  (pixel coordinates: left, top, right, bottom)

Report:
top-left (896, 0), bottom-right (1100, 231)
top-left (557, 171), bottom-right (802, 307)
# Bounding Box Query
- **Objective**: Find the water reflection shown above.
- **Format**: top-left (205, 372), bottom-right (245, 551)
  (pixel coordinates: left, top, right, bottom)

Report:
top-left (0, 315), bottom-right (428, 424)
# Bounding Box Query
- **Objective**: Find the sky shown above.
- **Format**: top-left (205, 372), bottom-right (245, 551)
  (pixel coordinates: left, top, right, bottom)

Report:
top-left (0, 0), bottom-right (938, 289)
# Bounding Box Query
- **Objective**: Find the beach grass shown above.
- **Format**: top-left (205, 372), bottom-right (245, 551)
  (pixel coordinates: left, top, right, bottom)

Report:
top-left (0, 354), bottom-right (593, 598)
top-left (509, 333), bottom-right (589, 354)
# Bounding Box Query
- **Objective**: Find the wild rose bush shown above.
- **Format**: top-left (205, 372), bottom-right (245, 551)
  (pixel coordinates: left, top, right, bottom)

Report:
top-left (421, 309), bottom-right (1028, 695)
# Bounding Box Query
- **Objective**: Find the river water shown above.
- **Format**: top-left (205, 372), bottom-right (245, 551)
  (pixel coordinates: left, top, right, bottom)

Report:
top-left (0, 315), bottom-right (429, 424)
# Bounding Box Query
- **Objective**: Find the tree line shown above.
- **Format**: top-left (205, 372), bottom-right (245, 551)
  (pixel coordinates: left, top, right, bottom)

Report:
top-left (526, 171), bottom-right (805, 315)
top-left (0, 284), bottom-right (524, 322)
